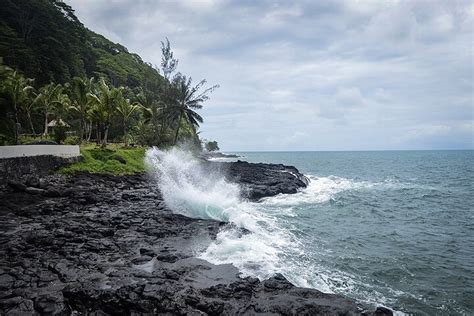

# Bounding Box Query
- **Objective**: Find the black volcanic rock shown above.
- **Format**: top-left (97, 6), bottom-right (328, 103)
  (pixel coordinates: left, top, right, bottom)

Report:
top-left (0, 166), bottom-right (390, 315)
top-left (210, 160), bottom-right (310, 201)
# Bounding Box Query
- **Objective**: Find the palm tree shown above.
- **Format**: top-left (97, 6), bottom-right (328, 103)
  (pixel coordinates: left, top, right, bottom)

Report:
top-left (69, 77), bottom-right (94, 142)
top-left (0, 71), bottom-right (34, 144)
top-left (116, 97), bottom-right (140, 146)
top-left (23, 93), bottom-right (37, 135)
top-left (32, 83), bottom-right (67, 136)
top-left (164, 74), bottom-right (218, 144)
top-left (87, 79), bottom-right (123, 147)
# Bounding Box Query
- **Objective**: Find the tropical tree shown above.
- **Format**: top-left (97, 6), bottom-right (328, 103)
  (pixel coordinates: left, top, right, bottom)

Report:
top-left (116, 97), bottom-right (140, 146)
top-left (69, 77), bottom-right (95, 142)
top-left (23, 91), bottom-right (38, 135)
top-left (0, 71), bottom-right (34, 143)
top-left (164, 74), bottom-right (218, 144)
top-left (32, 83), bottom-right (68, 136)
top-left (205, 140), bottom-right (219, 152)
top-left (87, 79), bottom-right (123, 147)
top-left (132, 89), bottom-right (171, 145)
top-left (161, 37), bottom-right (178, 80)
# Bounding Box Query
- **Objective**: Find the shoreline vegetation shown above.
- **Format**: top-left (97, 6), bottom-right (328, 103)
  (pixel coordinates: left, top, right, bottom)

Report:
top-left (0, 1), bottom-right (396, 315)
top-left (58, 143), bottom-right (242, 176)
top-left (0, 1), bottom-right (218, 153)
top-left (59, 143), bottom-right (147, 175)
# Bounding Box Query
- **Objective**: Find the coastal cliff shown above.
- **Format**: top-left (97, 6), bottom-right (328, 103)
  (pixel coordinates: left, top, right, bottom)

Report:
top-left (0, 161), bottom-right (391, 315)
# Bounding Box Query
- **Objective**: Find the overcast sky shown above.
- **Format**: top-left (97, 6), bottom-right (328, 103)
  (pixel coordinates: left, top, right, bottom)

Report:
top-left (68, 0), bottom-right (473, 151)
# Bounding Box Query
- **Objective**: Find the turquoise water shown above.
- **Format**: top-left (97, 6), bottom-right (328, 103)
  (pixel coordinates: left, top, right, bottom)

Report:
top-left (228, 150), bottom-right (474, 315)
top-left (147, 149), bottom-right (473, 315)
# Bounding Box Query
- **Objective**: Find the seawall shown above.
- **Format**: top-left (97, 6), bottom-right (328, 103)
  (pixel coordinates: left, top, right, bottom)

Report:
top-left (0, 145), bottom-right (81, 182)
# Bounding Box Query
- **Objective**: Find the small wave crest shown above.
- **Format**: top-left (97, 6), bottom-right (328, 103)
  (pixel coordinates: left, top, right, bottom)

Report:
top-left (261, 175), bottom-right (428, 207)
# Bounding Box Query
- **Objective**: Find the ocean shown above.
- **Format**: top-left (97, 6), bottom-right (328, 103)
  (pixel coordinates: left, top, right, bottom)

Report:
top-left (146, 149), bottom-right (474, 315)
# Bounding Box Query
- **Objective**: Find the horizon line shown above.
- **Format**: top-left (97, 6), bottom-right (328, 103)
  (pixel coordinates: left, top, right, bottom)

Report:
top-left (221, 149), bottom-right (474, 153)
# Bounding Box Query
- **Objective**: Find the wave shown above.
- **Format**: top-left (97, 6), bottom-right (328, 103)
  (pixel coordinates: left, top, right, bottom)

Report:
top-left (261, 175), bottom-right (433, 207)
top-left (145, 147), bottom-right (291, 275)
top-left (145, 147), bottom-right (404, 313)
top-left (206, 156), bottom-right (241, 162)
top-left (146, 147), bottom-right (242, 222)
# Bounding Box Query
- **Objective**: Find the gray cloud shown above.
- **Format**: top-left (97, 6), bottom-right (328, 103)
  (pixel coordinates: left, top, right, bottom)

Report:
top-left (68, 0), bottom-right (473, 151)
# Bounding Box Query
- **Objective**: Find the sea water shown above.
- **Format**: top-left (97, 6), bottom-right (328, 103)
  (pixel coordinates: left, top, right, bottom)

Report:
top-left (146, 149), bottom-right (474, 315)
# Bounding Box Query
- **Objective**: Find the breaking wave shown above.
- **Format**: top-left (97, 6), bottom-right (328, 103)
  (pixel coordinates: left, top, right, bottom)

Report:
top-left (145, 147), bottom-right (408, 312)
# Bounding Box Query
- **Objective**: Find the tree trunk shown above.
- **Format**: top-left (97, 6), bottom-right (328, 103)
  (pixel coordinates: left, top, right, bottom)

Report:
top-left (13, 102), bottom-right (19, 145)
top-left (123, 118), bottom-right (130, 147)
top-left (43, 112), bottom-right (48, 136)
top-left (124, 128), bottom-right (129, 147)
top-left (79, 113), bottom-right (84, 143)
top-left (174, 112), bottom-right (183, 145)
top-left (27, 111), bottom-right (35, 135)
top-left (102, 124), bottom-right (109, 148)
top-left (87, 121), bottom-right (92, 141)
top-left (96, 122), bottom-right (101, 145)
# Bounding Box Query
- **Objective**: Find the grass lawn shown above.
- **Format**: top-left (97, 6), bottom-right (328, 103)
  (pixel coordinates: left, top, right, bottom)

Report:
top-left (60, 143), bottom-right (147, 175)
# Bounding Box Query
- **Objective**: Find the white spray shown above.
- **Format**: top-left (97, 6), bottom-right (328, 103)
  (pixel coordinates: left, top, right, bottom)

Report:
top-left (144, 147), bottom-right (406, 310)
top-left (145, 146), bottom-right (294, 278)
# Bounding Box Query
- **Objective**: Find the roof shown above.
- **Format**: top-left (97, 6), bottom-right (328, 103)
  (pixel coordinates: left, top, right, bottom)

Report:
top-left (47, 119), bottom-right (70, 127)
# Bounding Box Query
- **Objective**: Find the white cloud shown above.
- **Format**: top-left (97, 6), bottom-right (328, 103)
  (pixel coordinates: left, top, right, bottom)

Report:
top-left (67, 0), bottom-right (474, 151)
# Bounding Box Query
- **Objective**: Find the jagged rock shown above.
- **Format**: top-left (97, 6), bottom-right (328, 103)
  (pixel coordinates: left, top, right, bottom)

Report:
top-left (208, 160), bottom-right (309, 201)
top-left (0, 167), bottom-right (390, 315)
top-left (0, 296), bottom-right (35, 314)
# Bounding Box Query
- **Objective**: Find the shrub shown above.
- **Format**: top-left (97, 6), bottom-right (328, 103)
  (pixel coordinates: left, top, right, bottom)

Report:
top-left (60, 145), bottom-right (146, 175)
top-left (64, 136), bottom-right (80, 145)
top-left (54, 126), bottom-right (67, 144)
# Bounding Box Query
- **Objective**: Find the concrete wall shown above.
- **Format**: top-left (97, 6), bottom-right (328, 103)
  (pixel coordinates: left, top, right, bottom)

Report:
top-left (0, 155), bottom-right (81, 183)
top-left (0, 145), bottom-right (80, 159)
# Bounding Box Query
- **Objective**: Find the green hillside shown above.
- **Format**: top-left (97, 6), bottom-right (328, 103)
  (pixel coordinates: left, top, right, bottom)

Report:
top-left (0, 0), bottom-right (164, 89)
top-left (0, 0), bottom-right (218, 148)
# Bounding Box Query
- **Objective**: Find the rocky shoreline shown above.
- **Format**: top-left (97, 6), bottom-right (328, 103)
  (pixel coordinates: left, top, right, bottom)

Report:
top-left (0, 161), bottom-right (391, 315)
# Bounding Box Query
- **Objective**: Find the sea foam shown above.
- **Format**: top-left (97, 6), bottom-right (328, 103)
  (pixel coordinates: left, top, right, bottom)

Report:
top-left (144, 147), bottom-right (402, 312)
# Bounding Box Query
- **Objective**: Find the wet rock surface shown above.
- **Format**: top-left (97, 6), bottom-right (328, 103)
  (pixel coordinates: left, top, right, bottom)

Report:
top-left (209, 160), bottom-right (310, 201)
top-left (0, 163), bottom-right (390, 315)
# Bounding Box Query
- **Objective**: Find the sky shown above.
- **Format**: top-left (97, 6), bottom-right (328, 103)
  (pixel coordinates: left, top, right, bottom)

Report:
top-left (68, 0), bottom-right (473, 151)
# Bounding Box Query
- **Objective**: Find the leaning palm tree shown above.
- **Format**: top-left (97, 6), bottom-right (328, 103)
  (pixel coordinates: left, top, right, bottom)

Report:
top-left (164, 74), bottom-right (218, 144)
top-left (69, 77), bottom-right (95, 142)
top-left (87, 79), bottom-right (123, 147)
top-left (116, 97), bottom-right (140, 146)
top-left (0, 71), bottom-right (34, 143)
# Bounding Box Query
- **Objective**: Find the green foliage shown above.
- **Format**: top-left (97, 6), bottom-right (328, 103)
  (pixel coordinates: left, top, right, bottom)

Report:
top-left (64, 135), bottom-right (79, 145)
top-left (60, 144), bottom-right (146, 175)
top-left (53, 125), bottom-right (67, 144)
top-left (205, 140), bottom-right (219, 152)
top-left (0, 66), bottom-right (34, 143)
top-left (68, 76), bottom-right (95, 141)
top-left (32, 83), bottom-right (69, 135)
top-left (0, 0), bottom-right (87, 84)
top-left (87, 78), bottom-right (125, 147)
top-left (18, 134), bottom-right (54, 144)
top-left (0, 1), bottom-right (218, 149)
top-left (0, 0), bottom-right (164, 89)
top-left (163, 74), bottom-right (219, 144)
top-left (161, 37), bottom-right (178, 80)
